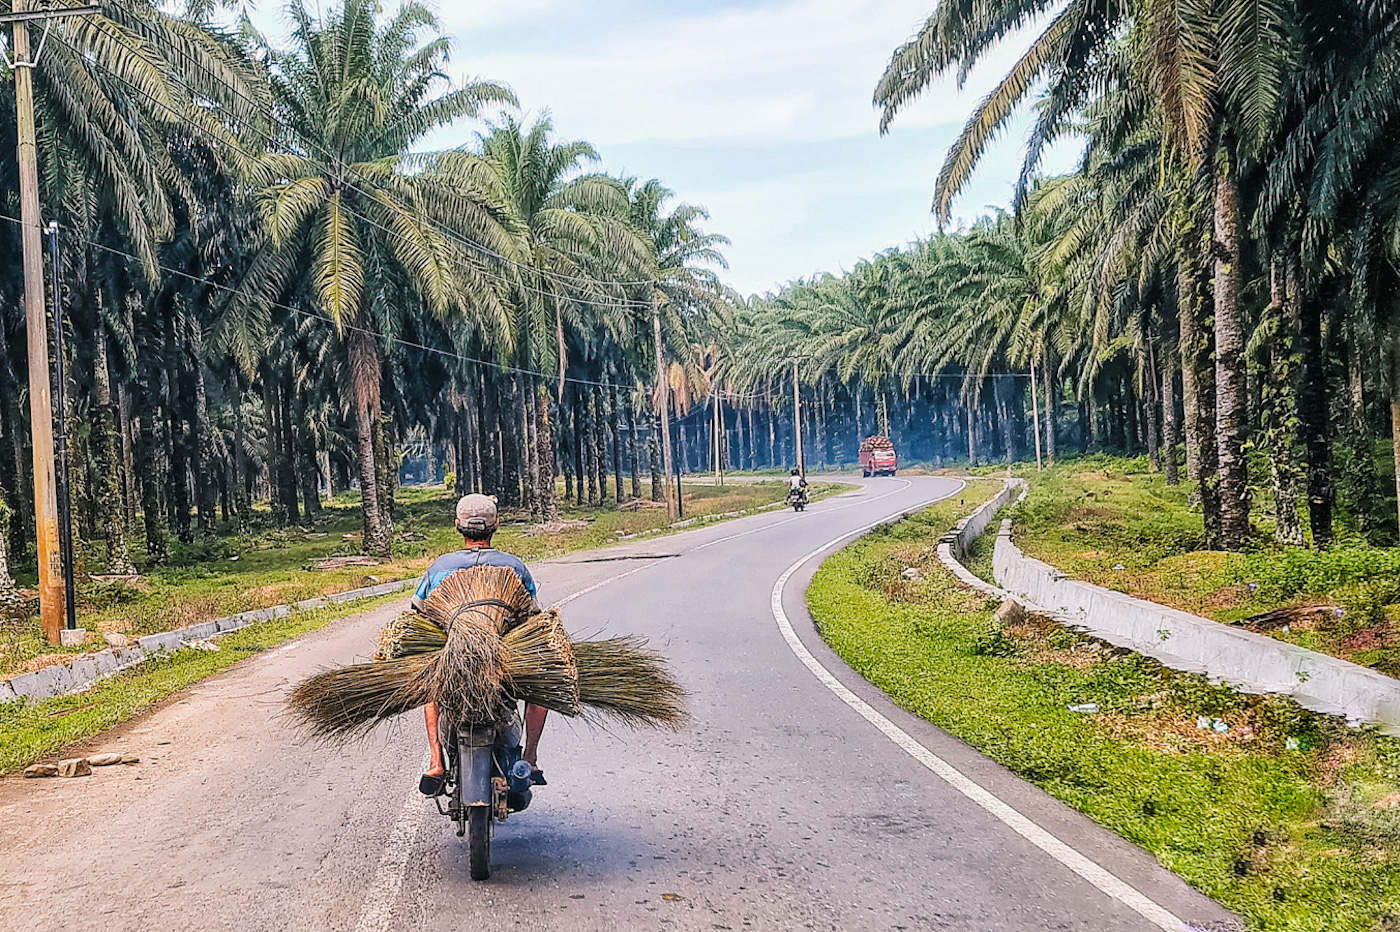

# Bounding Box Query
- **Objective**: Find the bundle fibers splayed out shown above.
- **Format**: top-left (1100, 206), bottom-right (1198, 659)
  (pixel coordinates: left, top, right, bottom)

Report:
top-left (287, 566), bottom-right (687, 741)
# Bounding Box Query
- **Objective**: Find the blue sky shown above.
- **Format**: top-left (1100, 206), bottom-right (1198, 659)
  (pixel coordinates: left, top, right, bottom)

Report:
top-left (241, 0), bottom-right (1077, 297)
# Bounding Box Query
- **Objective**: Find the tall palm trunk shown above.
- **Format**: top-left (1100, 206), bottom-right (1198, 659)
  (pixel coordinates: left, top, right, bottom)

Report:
top-left (229, 370), bottom-right (251, 534)
top-left (535, 383), bottom-right (559, 521)
top-left (188, 319), bottom-right (218, 539)
top-left (92, 303), bottom-right (134, 573)
top-left (1161, 340), bottom-right (1180, 486)
top-left (1264, 256), bottom-right (1303, 545)
top-left (609, 384), bottom-right (623, 503)
top-left (649, 411), bottom-right (663, 502)
top-left (1213, 153), bottom-right (1250, 550)
top-left (1389, 318), bottom-right (1400, 538)
top-left (627, 392), bottom-right (642, 500)
top-left (347, 327), bottom-right (390, 556)
top-left (1344, 321), bottom-right (1383, 538)
top-left (1298, 275), bottom-right (1333, 549)
top-left (137, 401), bottom-right (168, 565)
top-left (165, 307), bottom-right (193, 543)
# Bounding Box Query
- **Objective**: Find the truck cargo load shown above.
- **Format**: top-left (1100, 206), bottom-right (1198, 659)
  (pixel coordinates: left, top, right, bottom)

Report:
top-left (858, 436), bottom-right (897, 477)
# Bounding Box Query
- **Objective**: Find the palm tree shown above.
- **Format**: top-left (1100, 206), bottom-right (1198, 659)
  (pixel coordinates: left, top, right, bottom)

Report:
top-left (476, 116), bottom-right (654, 519)
top-left (235, 0), bottom-right (516, 555)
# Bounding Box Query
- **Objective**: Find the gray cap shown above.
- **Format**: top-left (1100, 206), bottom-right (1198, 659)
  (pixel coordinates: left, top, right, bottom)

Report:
top-left (454, 494), bottom-right (498, 533)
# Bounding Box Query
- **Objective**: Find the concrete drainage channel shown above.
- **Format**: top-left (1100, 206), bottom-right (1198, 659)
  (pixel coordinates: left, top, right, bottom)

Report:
top-left (936, 478), bottom-right (1400, 735)
top-left (0, 579), bottom-right (414, 704)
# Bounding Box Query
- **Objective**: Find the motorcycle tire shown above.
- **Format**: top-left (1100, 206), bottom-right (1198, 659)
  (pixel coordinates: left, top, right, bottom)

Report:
top-left (468, 806), bottom-right (491, 881)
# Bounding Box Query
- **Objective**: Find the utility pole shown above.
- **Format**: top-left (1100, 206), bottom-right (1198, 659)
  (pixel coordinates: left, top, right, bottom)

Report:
top-left (652, 294), bottom-right (677, 518)
top-left (3, 1), bottom-right (101, 642)
top-left (792, 359), bottom-right (804, 477)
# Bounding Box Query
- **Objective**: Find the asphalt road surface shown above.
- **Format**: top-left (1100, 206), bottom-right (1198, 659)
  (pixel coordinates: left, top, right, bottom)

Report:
top-left (0, 477), bottom-right (1239, 932)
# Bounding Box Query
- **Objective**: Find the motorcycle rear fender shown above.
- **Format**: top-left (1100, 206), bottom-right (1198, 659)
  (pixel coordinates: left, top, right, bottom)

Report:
top-left (459, 741), bottom-right (495, 807)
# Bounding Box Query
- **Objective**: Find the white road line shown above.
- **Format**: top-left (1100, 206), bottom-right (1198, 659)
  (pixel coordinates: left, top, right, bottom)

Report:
top-left (353, 790), bottom-right (428, 932)
top-left (768, 486), bottom-right (1186, 932)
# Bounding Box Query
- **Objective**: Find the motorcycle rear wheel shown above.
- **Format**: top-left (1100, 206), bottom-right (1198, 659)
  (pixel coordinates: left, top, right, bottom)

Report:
top-left (468, 806), bottom-right (491, 880)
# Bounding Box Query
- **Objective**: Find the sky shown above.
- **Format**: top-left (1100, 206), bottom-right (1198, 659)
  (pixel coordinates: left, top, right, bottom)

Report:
top-left (237, 0), bottom-right (1078, 297)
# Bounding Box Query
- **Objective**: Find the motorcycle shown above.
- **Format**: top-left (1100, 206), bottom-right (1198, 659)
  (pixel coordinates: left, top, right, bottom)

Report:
top-left (436, 708), bottom-right (537, 880)
top-left (786, 485), bottom-right (809, 512)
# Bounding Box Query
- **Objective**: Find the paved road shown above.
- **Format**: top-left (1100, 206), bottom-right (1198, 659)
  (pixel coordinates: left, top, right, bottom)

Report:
top-left (0, 477), bottom-right (1238, 932)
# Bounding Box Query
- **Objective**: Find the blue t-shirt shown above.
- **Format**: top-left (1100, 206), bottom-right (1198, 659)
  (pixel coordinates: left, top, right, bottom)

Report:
top-left (412, 547), bottom-right (537, 611)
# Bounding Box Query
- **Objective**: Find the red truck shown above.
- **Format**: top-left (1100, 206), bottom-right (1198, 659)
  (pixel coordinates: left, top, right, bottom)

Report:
top-left (858, 436), bottom-right (898, 477)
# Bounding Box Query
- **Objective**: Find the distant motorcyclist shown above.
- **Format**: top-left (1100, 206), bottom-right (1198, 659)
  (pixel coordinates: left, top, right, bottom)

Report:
top-left (788, 468), bottom-right (809, 504)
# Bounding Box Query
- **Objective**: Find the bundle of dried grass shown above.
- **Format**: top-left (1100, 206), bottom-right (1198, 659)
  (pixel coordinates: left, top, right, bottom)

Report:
top-left (412, 567), bottom-right (533, 721)
top-left (500, 609), bottom-right (579, 715)
top-left (575, 636), bottom-right (688, 730)
top-left (287, 653), bottom-right (432, 741)
top-left (288, 565), bottom-right (688, 740)
top-left (373, 611), bottom-right (448, 661)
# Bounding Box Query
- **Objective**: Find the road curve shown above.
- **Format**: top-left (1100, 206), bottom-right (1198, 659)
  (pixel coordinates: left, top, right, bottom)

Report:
top-left (0, 477), bottom-right (1237, 932)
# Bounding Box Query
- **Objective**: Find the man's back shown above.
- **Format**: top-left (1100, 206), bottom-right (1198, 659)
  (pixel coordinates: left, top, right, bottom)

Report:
top-left (412, 547), bottom-right (537, 612)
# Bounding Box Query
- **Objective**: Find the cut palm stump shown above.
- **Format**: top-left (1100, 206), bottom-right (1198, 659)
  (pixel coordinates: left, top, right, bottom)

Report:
top-left (288, 566), bottom-right (687, 741)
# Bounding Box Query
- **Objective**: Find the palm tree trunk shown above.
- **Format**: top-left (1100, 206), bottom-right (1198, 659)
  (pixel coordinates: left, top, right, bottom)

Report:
top-left (610, 384), bottom-right (624, 503)
top-left (1344, 321), bottom-right (1383, 538)
top-left (188, 320), bottom-right (218, 539)
top-left (1213, 154), bottom-right (1250, 550)
top-left (535, 383), bottom-right (559, 521)
top-left (1162, 341), bottom-right (1180, 486)
top-left (229, 370), bottom-right (251, 534)
top-left (92, 305), bottom-right (134, 573)
top-left (1298, 274), bottom-right (1333, 549)
top-left (1265, 256), bottom-right (1303, 545)
top-left (1389, 319), bottom-right (1400, 538)
top-left (165, 308), bottom-right (192, 544)
top-left (137, 402), bottom-right (168, 565)
top-left (347, 327), bottom-right (389, 556)
top-left (117, 378), bottom-right (137, 526)
top-left (649, 411), bottom-right (663, 502)
top-left (627, 392), bottom-right (641, 500)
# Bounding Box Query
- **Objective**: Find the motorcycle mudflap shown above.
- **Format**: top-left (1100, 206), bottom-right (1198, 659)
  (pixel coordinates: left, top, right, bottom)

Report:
top-left (458, 724), bottom-right (497, 808)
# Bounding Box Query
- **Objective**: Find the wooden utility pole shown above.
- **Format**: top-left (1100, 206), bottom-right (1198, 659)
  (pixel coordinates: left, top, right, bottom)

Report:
top-left (792, 359), bottom-right (804, 477)
top-left (652, 294), bottom-right (677, 518)
top-left (3, 1), bottom-right (101, 642)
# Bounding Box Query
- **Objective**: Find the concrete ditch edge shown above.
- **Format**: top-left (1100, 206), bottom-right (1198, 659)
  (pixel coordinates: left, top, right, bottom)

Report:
top-left (2, 578), bottom-right (414, 704)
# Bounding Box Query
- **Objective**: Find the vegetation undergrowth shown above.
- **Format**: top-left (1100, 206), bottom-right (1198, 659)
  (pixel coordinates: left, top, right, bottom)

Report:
top-left (809, 487), bottom-right (1400, 932)
top-left (3, 480), bottom-right (824, 681)
top-left (0, 590), bottom-right (403, 775)
top-left (1008, 456), bottom-right (1400, 678)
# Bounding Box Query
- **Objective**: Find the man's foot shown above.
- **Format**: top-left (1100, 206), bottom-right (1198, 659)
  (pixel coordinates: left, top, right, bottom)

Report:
top-left (419, 769), bottom-right (446, 797)
top-left (529, 766), bottom-right (547, 786)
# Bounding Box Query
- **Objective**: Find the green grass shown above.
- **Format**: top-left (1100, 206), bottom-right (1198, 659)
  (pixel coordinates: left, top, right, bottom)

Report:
top-left (809, 488), bottom-right (1400, 932)
top-left (0, 590), bottom-right (403, 774)
top-left (1006, 456), bottom-right (1400, 678)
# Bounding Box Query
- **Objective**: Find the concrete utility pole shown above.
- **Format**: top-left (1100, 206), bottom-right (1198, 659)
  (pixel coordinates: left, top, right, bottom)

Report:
top-left (652, 294), bottom-right (677, 518)
top-left (1029, 363), bottom-right (1044, 472)
top-left (792, 359), bottom-right (804, 477)
top-left (3, 0), bottom-right (101, 643)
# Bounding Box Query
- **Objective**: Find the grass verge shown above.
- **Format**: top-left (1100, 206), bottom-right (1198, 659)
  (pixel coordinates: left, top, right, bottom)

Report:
top-left (808, 487), bottom-right (1400, 932)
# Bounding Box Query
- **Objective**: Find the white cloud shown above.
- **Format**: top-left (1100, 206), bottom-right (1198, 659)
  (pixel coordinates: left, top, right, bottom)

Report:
top-left (455, 0), bottom-right (992, 147)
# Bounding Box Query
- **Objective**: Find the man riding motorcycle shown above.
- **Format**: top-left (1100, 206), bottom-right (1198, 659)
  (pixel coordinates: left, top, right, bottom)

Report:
top-left (787, 468), bottom-right (809, 508)
top-left (414, 494), bottom-right (548, 797)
